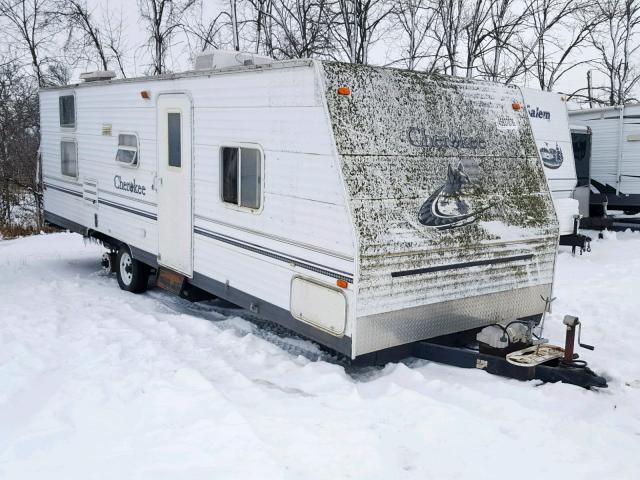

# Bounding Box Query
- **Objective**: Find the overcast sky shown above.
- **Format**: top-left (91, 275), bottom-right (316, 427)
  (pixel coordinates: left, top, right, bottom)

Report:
top-left (72, 0), bottom-right (621, 107)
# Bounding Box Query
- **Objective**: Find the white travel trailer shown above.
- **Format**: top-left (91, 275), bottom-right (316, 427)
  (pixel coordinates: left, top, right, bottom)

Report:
top-left (569, 104), bottom-right (640, 215)
top-left (522, 88), bottom-right (590, 251)
top-left (40, 54), bottom-right (559, 360)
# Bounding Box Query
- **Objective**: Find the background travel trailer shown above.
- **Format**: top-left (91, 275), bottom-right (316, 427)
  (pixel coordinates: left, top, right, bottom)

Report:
top-left (569, 105), bottom-right (640, 215)
top-left (522, 88), bottom-right (590, 250)
top-left (40, 54), bottom-right (559, 359)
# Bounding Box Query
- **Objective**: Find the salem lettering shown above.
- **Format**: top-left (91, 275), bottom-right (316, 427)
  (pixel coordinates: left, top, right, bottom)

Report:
top-left (526, 105), bottom-right (551, 120)
top-left (408, 127), bottom-right (487, 149)
top-left (114, 175), bottom-right (146, 196)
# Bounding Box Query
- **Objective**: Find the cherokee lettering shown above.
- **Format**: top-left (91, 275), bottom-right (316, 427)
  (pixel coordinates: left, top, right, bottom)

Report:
top-left (113, 175), bottom-right (146, 196)
top-left (407, 127), bottom-right (487, 150)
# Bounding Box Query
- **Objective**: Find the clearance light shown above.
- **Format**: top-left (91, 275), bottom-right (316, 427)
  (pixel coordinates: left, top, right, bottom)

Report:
top-left (337, 86), bottom-right (351, 96)
top-left (512, 102), bottom-right (521, 110)
top-left (336, 279), bottom-right (348, 289)
top-left (140, 90), bottom-right (151, 100)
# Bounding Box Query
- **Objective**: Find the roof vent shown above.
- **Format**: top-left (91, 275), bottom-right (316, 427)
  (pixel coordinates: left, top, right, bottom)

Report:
top-left (193, 49), bottom-right (272, 71)
top-left (80, 71), bottom-right (116, 82)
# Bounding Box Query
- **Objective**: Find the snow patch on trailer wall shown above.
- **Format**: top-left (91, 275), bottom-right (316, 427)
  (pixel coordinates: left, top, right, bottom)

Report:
top-left (321, 63), bottom-right (558, 352)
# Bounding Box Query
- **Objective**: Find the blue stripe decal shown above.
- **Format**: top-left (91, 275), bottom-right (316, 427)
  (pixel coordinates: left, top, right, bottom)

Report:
top-left (194, 226), bottom-right (354, 283)
top-left (45, 182), bottom-right (157, 220)
top-left (44, 183), bottom-right (83, 197)
top-left (98, 199), bottom-right (157, 220)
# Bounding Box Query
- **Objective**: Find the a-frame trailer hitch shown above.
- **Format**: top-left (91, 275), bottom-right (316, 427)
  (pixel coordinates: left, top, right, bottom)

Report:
top-left (411, 316), bottom-right (608, 389)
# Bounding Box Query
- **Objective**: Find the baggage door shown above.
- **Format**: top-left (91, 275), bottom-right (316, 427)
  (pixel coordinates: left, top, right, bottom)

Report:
top-left (156, 93), bottom-right (193, 276)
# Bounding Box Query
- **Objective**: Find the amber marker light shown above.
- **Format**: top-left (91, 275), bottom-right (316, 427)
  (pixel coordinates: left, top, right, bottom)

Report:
top-left (512, 102), bottom-right (521, 110)
top-left (336, 279), bottom-right (349, 289)
top-left (337, 86), bottom-right (351, 96)
top-left (140, 90), bottom-right (151, 100)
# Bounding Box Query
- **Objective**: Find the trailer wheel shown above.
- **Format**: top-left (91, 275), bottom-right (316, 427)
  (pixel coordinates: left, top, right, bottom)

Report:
top-left (116, 246), bottom-right (149, 293)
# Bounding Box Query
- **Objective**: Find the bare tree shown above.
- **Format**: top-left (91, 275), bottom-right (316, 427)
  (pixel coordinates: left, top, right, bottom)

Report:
top-left (137, 0), bottom-right (197, 74)
top-left (434, 0), bottom-right (464, 74)
top-left (183, 1), bottom-right (232, 52)
top-left (249, 0), bottom-right (275, 56)
top-left (0, 0), bottom-right (60, 86)
top-left (332, 0), bottom-right (393, 64)
top-left (389, 0), bottom-right (442, 71)
top-left (57, 0), bottom-right (109, 71)
top-left (463, 0), bottom-right (494, 78)
top-left (589, 0), bottom-right (640, 104)
top-left (266, 0), bottom-right (332, 59)
top-left (517, 0), bottom-right (599, 91)
top-left (476, 0), bottom-right (531, 83)
top-left (0, 59), bottom-right (41, 229)
top-left (102, 5), bottom-right (128, 78)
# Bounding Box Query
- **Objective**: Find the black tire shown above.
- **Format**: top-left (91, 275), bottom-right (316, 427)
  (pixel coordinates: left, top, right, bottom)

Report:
top-left (116, 245), bottom-right (150, 293)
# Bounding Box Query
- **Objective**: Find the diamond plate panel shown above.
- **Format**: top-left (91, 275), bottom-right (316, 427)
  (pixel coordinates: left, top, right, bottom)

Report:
top-left (354, 284), bottom-right (552, 356)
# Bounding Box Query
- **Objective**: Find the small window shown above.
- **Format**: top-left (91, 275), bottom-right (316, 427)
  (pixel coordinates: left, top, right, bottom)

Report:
top-left (116, 133), bottom-right (139, 166)
top-left (59, 95), bottom-right (75, 127)
top-left (167, 112), bottom-right (181, 167)
top-left (221, 147), bottom-right (262, 210)
top-left (61, 140), bottom-right (78, 177)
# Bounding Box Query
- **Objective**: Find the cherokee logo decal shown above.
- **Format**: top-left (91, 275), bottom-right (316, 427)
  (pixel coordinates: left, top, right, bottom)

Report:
top-left (418, 162), bottom-right (494, 230)
top-left (539, 142), bottom-right (563, 169)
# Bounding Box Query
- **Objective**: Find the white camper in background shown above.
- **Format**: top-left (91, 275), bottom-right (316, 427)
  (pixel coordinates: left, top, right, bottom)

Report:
top-left (40, 52), bottom-right (559, 360)
top-left (569, 105), bottom-right (640, 216)
top-left (522, 88), bottom-right (591, 252)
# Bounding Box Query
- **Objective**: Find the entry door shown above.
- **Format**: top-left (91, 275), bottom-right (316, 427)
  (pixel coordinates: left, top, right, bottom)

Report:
top-left (157, 93), bottom-right (193, 276)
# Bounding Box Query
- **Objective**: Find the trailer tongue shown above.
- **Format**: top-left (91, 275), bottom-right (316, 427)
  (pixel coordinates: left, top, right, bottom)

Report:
top-left (412, 332), bottom-right (607, 389)
top-left (358, 314), bottom-right (607, 389)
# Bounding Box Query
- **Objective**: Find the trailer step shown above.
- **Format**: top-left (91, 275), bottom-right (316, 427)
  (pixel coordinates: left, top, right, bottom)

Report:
top-left (156, 268), bottom-right (186, 295)
top-left (155, 268), bottom-right (216, 302)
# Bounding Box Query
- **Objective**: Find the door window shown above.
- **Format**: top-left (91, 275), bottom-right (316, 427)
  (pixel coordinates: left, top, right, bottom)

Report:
top-left (167, 112), bottom-right (181, 167)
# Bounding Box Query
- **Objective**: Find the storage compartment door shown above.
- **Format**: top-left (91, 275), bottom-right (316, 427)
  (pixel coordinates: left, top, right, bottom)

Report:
top-left (291, 278), bottom-right (346, 336)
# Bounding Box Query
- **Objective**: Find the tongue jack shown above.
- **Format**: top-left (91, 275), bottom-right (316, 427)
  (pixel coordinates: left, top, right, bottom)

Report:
top-left (563, 315), bottom-right (594, 364)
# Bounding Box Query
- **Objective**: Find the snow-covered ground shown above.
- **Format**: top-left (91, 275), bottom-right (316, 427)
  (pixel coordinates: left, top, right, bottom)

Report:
top-left (1, 231), bottom-right (639, 479)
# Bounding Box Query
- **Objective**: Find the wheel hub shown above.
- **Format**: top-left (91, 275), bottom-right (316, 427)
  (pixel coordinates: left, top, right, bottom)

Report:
top-left (119, 252), bottom-right (133, 285)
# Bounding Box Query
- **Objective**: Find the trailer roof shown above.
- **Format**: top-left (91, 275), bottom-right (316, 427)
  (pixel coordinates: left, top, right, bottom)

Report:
top-left (569, 104), bottom-right (640, 115)
top-left (39, 58), bottom-right (315, 92)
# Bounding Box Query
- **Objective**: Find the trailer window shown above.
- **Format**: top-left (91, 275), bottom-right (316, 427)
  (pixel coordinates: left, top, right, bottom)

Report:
top-left (115, 134), bottom-right (139, 166)
top-left (59, 95), bottom-right (75, 128)
top-left (167, 112), bottom-right (181, 167)
top-left (61, 140), bottom-right (78, 177)
top-left (221, 147), bottom-right (262, 210)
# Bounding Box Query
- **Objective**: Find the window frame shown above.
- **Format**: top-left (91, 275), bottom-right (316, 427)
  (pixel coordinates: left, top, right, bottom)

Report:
top-left (59, 93), bottom-right (76, 129)
top-left (219, 144), bottom-right (264, 214)
top-left (60, 137), bottom-right (79, 179)
top-left (115, 132), bottom-right (140, 168)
